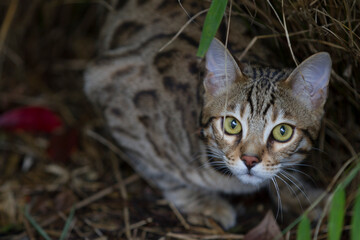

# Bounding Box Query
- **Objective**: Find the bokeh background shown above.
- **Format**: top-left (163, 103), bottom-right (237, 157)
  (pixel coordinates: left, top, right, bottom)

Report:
top-left (0, 0), bottom-right (359, 239)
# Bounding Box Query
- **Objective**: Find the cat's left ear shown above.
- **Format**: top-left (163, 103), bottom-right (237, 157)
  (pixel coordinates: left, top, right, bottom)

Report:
top-left (204, 38), bottom-right (242, 96)
top-left (286, 52), bottom-right (332, 109)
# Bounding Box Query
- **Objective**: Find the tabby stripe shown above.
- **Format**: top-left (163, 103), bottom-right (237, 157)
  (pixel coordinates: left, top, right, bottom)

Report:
top-left (252, 68), bottom-right (257, 79)
top-left (263, 103), bottom-right (271, 116)
top-left (274, 71), bottom-right (286, 82)
top-left (302, 129), bottom-right (315, 144)
top-left (200, 113), bottom-right (215, 128)
top-left (197, 168), bottom-right (212, 185)
top-left (263, 88), bottom-right (275, 116)
top-left (295, 148), bottom-right (310, 155)
top-left (247, 86), bottom-right (254, 115)
top-left (164, 184), bottom-right (187, 192)
top-left (163, 151), bottom-right (194, 184)
top-left (145, 132), bottom-right (193, 184)
top-left (164, 113), bottom-right (192, 163)
top-left (258, 67), bottom-right (264, 79)
top-left (112, 126), bottom-right (139, 140)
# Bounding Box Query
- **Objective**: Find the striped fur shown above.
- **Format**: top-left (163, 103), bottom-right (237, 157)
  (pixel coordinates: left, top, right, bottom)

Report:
top-left (85, 0), bottom-right (329, 229)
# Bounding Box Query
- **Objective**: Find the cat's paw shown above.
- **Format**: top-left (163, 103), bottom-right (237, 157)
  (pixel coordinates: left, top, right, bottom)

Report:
top-left (306, 189), bottom-right (327, 221)
top-left (165, 188), bottom-right (236, 229)
top-left (186, 199), bottom-right (236, 229)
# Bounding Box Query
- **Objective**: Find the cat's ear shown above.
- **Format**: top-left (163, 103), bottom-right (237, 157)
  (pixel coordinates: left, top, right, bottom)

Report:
top-left (204, 38), bottom-right (242, 95)
top-left (286, 52), bottom-right (331, 109)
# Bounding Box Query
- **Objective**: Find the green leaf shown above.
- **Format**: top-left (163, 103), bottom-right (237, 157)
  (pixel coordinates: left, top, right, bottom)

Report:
top-left (351, 186), bottom-right (360, 240)
top-left (296, 216), bottom-right (311, 240)
top-left (60, 206), bottom-right (76, 240)
top-left (24, 205), bottom-right (52, 240)
top-left (196, 0), bottom-right (228, 57)
top-left (328, 187), bottom-right (346, 240)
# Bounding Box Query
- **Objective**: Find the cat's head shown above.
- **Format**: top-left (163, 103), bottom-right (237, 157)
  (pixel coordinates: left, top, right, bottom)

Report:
top-left (201, 39), bottom-right (331, 185)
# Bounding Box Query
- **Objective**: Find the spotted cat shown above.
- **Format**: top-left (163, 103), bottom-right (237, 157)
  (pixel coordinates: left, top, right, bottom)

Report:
top-left (84, 0), bottom-right (331, 228)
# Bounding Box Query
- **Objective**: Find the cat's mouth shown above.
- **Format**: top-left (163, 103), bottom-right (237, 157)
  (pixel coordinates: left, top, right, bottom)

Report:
top-left (230, 166), bottom-right (269, 185)
top-left (237, 172), bottom-right (265, 185)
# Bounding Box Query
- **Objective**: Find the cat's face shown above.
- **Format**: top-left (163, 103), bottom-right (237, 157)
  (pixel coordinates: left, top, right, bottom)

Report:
top-left (201, 39), bottom-right (331, 185)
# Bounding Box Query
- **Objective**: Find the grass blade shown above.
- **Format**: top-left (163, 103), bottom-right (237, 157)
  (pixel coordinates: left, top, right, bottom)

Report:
top-left (196, 0), bottom-right (228, 57)
top-left (328, 187), bottom-right (346, 240)
top-left (351, 186), bottom-right (360, 240)
top-left (338, 161), bottom-right (360, 190)
top-left (24, 205), bottom-right (52, 240)
top-left (59, 206), bottom-right (76, 240)
top-left (296, 215), bottom-right (311, 240)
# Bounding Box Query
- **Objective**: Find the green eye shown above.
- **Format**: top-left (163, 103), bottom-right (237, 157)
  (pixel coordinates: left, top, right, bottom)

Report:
top-left (224, 117), bottom-right (242, 135)
top-left (272, 124), bottom-right (293, 142)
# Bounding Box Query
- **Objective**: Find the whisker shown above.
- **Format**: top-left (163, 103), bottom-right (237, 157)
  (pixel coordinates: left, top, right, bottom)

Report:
top-left (311, 147), bottom-right (328, 154)
top-left (271, 177), bottom-right (283, 221)
top-left (282, 167), bottom-right (315, 184)
top-left (275, 174), bottom-right (304, 211)
top-left (280, 162), bottom-right (318, 170)
top-left (279, 171), bottom-right (310, 205)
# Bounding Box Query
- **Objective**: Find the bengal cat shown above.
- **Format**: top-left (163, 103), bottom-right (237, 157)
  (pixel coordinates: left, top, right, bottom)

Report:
top-left (84, 0), bottom-right (331, 229)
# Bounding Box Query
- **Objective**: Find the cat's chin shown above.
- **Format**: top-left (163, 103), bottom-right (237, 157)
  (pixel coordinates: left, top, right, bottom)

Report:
top-left (237, 174), bottom-right (265, 185)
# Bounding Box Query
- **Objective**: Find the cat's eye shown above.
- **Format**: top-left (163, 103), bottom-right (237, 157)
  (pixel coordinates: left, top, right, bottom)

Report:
top-left (272, 124), bottom-right (293, 142)
top-left (223, 117), bottom-right (242, 135)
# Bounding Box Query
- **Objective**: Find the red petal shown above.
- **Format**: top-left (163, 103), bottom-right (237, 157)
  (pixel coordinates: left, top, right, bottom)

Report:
top-left (0, 106), bottom-right (63, 133)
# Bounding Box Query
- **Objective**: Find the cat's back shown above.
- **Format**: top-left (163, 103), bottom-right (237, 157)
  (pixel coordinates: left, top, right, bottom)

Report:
top-left (84, 0), bottom-right (261, 189)
top-left (84, 0), bottom-right (211, 178)
top-left (84, 0), bottom-right (256, 106)
top-left (85, 0), bottom-right (202, 102)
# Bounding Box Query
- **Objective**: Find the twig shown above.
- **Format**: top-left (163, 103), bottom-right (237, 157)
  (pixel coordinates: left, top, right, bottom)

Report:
top-left (280, 154), bottom-right (360, 238)
top-left (0, 0), bottom-right (18, 54)
top-left (119, 218), bottom-right (153, 235)
top-left (84, 218), bottom-right (104, 237)
top-left (110, 153), bottom-right (132, 240)
top-left (168, 202), bottom-right (191, 230)
top-left (324, 119), bottom-right (357, 158)
top-left (23, 216), bottom-right (36, 240)
top-left (14, 174), bottom-right (139, 240)
top-left (87, 129), bottom-right (134, 239)
top-left (86, 129), bottom-right (129, 161)
top-left (0, 0), bottom-right (18, 82)
top-left (159, 9), bottom-right (208, 52)
top-left (166, 232), bottom-right (244, 240)
top-left (233, 0), bottom-right (282, 30)
top-left (331, 70), bottom-right (360, 101)
top-left (281, 0), bottom-right (298, 65)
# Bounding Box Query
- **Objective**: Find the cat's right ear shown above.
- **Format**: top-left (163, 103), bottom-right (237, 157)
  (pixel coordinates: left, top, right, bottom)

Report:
top-left (204, 38), bottom-right (242, 96)
top-left (286, 52), bottom-right (332, 110)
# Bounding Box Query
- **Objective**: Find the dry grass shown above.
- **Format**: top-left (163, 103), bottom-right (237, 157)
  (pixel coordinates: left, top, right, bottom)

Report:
top-left (0, 0), bottom-right (359, 239)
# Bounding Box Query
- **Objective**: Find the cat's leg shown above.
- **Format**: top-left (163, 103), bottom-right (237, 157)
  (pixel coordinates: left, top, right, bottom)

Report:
top-left (164, 186), bottom-right (236, 229)
top-left (269, 173), bottom-right (324, 221)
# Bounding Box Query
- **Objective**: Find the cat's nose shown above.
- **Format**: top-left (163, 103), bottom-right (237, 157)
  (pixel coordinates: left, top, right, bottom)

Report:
top-left (241, 155), bottom-right (260, 170)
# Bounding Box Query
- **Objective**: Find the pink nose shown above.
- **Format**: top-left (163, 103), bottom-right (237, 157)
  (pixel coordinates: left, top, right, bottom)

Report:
top-left (242, 155), bottom-right (260, 170)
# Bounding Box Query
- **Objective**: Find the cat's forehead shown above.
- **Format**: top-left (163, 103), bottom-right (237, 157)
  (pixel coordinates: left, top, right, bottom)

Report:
top-left (241, 65), bottom-right (292, 85)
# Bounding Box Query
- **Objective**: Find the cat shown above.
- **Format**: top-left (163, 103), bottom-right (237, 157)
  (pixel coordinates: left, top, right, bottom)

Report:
top-left (84, 0), bottom-right (331, 229)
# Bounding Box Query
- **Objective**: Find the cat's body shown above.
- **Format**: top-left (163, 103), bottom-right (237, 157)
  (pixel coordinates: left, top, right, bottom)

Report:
top-left (85, 0), bottom-right (331, 228)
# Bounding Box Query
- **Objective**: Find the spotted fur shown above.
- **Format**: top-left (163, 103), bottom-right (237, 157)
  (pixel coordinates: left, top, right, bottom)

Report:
top-left (85, 0), bottom-right (331, 229)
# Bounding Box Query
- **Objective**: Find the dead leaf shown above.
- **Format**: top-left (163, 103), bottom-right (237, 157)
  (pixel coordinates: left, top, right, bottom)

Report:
top-left (244, 210), bottom-right (283, 240)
